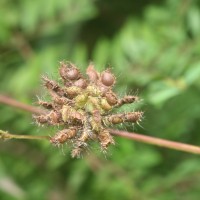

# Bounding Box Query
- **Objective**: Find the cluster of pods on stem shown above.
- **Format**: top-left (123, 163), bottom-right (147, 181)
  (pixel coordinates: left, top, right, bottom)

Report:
top-left (34, 62), bottom-right (143, 158)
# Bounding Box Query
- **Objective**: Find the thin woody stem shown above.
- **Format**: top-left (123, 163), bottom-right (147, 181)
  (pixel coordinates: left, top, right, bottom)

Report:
top-left (109, 129), bottom-right (200, 155)
top-left (0, 94), bottom-right (46, 114)
top-left (0, 130), bottom-right (50, 140)
top-left (1, 94), bottom-right (200, 155)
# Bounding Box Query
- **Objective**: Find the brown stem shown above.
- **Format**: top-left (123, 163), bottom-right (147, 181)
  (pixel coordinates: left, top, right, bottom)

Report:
top-left (1, 94), bottom-right (200, 155)
top-left (0, 94), bottom-right (46, 115)
top-left (109, 129), bottom-right (200, 155)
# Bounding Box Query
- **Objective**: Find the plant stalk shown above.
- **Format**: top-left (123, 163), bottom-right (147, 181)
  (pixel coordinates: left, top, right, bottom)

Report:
top-left (0, 130), bottom-right (49, 141)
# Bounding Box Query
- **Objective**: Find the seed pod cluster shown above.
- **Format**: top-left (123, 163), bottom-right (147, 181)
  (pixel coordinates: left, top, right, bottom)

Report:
top-left (34, 62), bottom-right (143, 158)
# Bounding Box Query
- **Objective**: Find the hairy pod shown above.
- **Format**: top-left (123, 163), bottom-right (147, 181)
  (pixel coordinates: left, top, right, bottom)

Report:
top-left (48, 111), bottom-right (61, 124)
top-left (38, 100), bottom-right (53, 109)
top-left (100, 69), bottom-right (115, 87)
top-left (33, 115), bottom-right (49, 125)
top-left (86, 63), bottom-right (99, 82)
top-left (124, 111), bottom-right (143, 123)
top-left (105, 114), bottom-right (124, 124)
top-left (106, 112), bottom-right (143, 124)
top-left (74, 78), bottom-right (88, 89)
top-left (65, 86), bottom-right (82, 99)
top-left (86, 96), bottom-right (103, 114)
top-left (98, 129), bottom-right (115, 151)
top-left (75, 94), bottom-right (88, 108)
top-left (90, 110), bottom-right (102, 131)
top-left (52, 96), bottom-right (71, 106)
top-left (50, 128), bottom-right (77, 145)
top-left (62, 105), bottom-right (84, 123)
top-left (42, 76), bottom-right (64, 96)
top-left (116, 96), bottom-right (139, 107)
top-left (103, 91), bottom-right (118, 106)
top-left (100, 98), bottom-right (112, 111)
top-left (86, 85), bottom-right (101, 97)
top-left (59, 62), bottom-right (80, 80)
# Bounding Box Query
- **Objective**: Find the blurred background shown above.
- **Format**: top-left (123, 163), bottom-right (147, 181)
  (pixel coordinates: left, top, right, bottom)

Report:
top-left (1, 0), bottom-right (200, 199)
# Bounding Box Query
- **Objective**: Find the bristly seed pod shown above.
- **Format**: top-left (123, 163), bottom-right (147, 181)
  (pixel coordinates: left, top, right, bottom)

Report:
top-left (59, 62), bottom-right (80, 81)
top-left (33, 115), bottom-right (48, 125)
top-left (48, 111), bottom-right (61, 124)
top-left (34, 61), bottom-right (143, 158)
top-left (66, 68), bottom-right (79, 80)
top-left (74, 79), bottom-right (88, 89)
top-left (116, 95), bottom-right (139, 107)
top-left (42, 76), bottom-right (64, 96)
top-left (86, 63), bottom-right (99, 82)
top-left (38, 100), bottom-right (53, 109)
top-left (98, 129), bottom-right (115, 151)
top-left (65, 86), bottom-right (81, 98)
top-left (100, 98), bottom-right (112, 111)
top-left (50, 128), bottom-right (77, 146)
top-left (103, 91), bottom-right (118, 105)
top-left (62, 105), bottom-right (84, 123)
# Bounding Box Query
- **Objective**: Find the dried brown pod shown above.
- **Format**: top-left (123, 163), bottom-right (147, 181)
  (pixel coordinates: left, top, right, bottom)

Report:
top-left (86, 63), bottom-right (99, 82)
top-left (48, 111), bottom-right (61, 124)
top-left (33, 115), bottom-right (49, 125)
top-left (103, 90), bottom-right (118, 105)
top-left (38, 100), bottom-right (53, 110)
top-left (116, 95), bottom-right (139, 107)
top-left (59, 62), bottom-right (80, 81)
top-left (98, 129), bottom-right (115, 151)
top-left (100, 69), bottom-right (115, 87)
top-left (104, 111), bottom-right (143, 125)
top-left (34, 61), bottom-right (143, 158)
top-left (74, 78), bottom-right (88, 89)
top-left (50, 128), bottom-right (77, 146)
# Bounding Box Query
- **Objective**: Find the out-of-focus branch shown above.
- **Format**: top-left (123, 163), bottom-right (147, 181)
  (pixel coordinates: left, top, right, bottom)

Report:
top-left (1, 94), bottom-right (200, 155)
top-left (0, 94), bottom-right (46, 115)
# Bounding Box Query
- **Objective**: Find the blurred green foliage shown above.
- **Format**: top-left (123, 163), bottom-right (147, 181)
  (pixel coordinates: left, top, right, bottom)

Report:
top-left (1, 0), bottom-right (200, 199)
